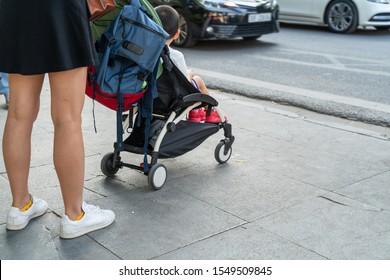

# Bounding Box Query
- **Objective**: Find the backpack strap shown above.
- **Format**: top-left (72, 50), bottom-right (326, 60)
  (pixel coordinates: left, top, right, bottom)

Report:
top-left (115, 64), bottom-right (126, 152)
top-left (138, 0), bottom-right (163, 26)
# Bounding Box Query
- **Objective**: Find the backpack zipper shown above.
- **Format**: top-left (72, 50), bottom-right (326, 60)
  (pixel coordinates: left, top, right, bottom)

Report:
top-left (121, 16), bottom-right (167, 39)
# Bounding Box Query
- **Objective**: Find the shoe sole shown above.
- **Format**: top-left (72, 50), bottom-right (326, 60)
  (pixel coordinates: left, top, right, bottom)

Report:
top-left (6, 206), bottom-right (48, 231)
top-left (205, 118), bottom-right (221, 123)
top-left (60, 218), bottom-right (115, 239)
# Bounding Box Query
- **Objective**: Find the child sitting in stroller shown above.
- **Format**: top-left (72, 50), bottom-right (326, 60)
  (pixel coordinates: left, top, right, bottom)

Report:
top-left (155, 5), bottom-right (222, 123)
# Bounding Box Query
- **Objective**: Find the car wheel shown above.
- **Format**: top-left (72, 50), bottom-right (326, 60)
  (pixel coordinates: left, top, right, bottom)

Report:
top-left (374, 26), bottom-right (390, 31)
top-left (242, 36), bottom-right (261, 41)
top-left (173, 9), bottom-right (197, 48)
top-left (325, 0), bottom-right (358, 34)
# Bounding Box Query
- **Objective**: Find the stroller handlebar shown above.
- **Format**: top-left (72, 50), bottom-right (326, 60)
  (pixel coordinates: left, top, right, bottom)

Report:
top-left (182, 93), bottom-right (218, 107)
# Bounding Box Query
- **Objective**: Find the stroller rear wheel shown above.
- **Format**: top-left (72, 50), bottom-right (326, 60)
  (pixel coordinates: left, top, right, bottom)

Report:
top-left (101, 152), bottom-right (119, 177)
top-left (215, 141), bottom-right (232, 164)
top-left (148, 163), bottom-right (167, 190)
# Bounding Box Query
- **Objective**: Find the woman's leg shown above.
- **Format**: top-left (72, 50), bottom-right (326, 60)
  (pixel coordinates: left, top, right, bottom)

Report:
top-left (50, 67), bottom-right (115, 239)
top-left (48, 68), bottom-right (86, 220)
top-left (2, 74), bottom-right (44, 208)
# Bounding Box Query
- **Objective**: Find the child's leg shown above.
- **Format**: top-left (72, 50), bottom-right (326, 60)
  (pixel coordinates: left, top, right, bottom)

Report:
top-left (192, 75), bottom-right (209, 94)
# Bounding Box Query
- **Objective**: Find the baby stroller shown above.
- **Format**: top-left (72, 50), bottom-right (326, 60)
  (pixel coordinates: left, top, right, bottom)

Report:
top-left (86, 1), bottom-right (234, 190)
top-left (100, 45), bottom-right (235, 190)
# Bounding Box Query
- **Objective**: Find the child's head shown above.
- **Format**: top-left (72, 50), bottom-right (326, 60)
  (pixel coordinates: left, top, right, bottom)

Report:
top-left (155, 5), bottom-right (180, 43)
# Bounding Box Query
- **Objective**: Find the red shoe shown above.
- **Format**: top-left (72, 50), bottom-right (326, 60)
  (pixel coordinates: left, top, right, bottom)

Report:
top-left (188, 108), bottom-right (206, 122)
top-left (205, 108), bottom-right (224, 123)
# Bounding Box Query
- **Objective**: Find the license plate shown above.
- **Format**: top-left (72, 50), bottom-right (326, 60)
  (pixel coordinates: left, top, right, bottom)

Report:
top-left (248, 13), bottom-right (272, 23)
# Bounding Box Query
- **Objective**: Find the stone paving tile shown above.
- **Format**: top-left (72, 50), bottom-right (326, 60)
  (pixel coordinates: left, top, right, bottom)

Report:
top-left (156, 222), bottom-right (326, 260)
top-left (336, 170), bottom-right (390, 212)
top-left (86, 189), bottom-right (246, 259)
top-left (0, 215), bottom-right (59, 260)
top-left (254, 192), bottom-right (390, 260)
top-left (174, 163), bottom-right (326, 222)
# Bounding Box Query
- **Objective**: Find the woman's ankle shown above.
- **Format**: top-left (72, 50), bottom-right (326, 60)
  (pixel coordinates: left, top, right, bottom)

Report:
top-left (12, 193), bottom-right (32, 210)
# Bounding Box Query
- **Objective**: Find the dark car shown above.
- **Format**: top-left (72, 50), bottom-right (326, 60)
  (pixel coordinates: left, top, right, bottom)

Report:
top-left (149, 0), bottom-right (280, 47)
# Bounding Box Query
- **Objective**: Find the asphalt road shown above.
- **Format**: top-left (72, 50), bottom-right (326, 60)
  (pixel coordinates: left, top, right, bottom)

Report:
top-left (179, 24), bottom-right (390, 127)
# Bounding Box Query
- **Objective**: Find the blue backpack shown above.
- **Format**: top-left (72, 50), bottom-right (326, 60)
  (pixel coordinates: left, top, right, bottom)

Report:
top-left (85, 0), bottom-right (169, 172)
top-left (86, 0), bottom-right (169, 111)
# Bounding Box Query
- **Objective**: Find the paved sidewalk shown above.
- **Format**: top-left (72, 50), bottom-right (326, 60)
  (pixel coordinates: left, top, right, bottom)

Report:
top-left (1, 77), bottom-right (390, 260)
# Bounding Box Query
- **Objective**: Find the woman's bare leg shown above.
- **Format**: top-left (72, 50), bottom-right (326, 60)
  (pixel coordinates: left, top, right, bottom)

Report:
top-left (2, 74), bottom-right (44, 208)
top-left (49, 68), bottom-right (87, 220)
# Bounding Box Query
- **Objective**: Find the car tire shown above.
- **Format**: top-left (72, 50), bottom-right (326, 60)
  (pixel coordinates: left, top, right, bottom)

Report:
top-left (325, 0), bottom-right (358, 34)
top-left (173, 8), bottom-right (197, 48)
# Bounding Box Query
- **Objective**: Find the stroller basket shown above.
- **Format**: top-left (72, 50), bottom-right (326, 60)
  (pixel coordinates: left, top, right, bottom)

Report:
top-left (124, 120), bottom-right (220, 158)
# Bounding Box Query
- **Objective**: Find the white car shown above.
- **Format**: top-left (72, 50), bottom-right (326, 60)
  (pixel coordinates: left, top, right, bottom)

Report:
top-left (278, 0), bottom-right (390, 33)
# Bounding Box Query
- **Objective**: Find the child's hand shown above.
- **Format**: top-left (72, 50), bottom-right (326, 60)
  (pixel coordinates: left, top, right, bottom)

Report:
top-left (187, 69), bottom-right (195, 80)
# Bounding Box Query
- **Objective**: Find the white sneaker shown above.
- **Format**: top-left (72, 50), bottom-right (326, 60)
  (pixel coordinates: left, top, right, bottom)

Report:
top-left (6, 197), bottom-right (48, 230)
top-left (60, 202), bottom-right (115, 239)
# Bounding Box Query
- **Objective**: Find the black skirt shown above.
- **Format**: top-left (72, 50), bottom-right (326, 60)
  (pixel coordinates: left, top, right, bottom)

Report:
top-left (0, 0), bottom-right (96, 75)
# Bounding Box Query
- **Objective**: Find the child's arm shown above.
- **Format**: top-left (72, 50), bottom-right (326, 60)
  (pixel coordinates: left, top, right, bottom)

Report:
top-left (187, 69), bottom-right (195, 80)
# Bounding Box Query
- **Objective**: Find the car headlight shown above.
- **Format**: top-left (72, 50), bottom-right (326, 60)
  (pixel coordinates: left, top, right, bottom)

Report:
top-left (366, 0), bottom-right (390, 4)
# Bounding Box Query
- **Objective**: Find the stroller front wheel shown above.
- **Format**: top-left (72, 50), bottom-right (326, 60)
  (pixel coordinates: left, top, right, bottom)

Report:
top-left (148, 163), bottom-right (167, 190)
top-left (215, 141), bottom-right (232, 164)
top-left (101, 152), bottom-right (120, 177)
